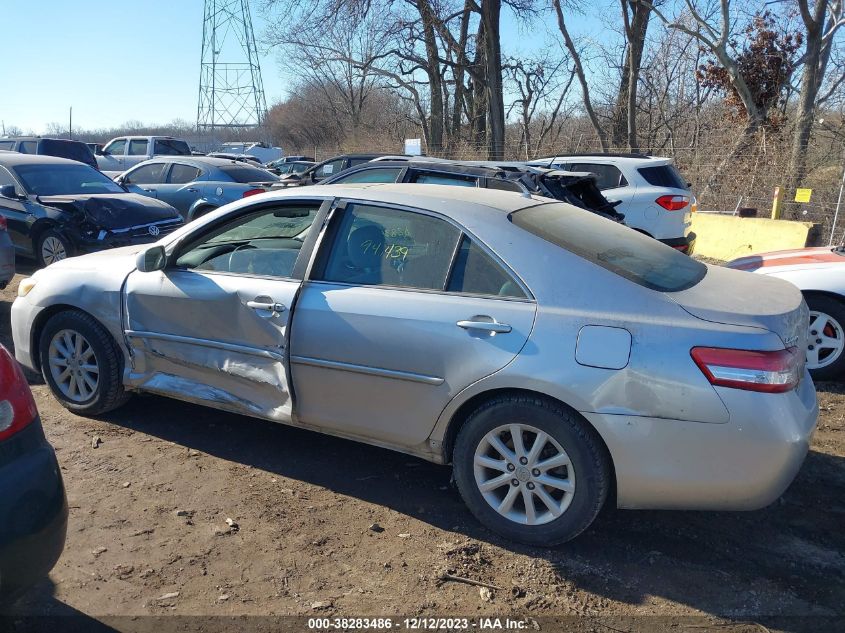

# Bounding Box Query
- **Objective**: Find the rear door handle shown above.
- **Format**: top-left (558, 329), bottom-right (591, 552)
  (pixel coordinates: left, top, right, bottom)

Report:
top-left (457, 319), bottom-right (512, 334)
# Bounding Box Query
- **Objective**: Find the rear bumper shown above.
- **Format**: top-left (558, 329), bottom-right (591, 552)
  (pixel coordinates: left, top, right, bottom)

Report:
top-left (584, 370), bottom-right (818, 510)
top-left (0, 418), bottom-right (68, 596)
top-left (659, 232), bottom-right (696, 255)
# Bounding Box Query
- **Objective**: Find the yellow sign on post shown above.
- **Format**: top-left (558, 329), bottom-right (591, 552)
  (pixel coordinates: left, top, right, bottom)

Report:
top-left (795, 188), bottom-right (813, 203)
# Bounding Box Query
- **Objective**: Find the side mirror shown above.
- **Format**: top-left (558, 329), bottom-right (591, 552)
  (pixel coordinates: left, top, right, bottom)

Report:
top-left (136, 245), bottom-right (166, 273)
top-left (0, 184), bottom-right (21, 200)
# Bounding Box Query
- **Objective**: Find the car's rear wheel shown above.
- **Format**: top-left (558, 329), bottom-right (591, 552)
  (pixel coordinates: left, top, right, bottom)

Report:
top-left (39, 310), bottom-right (130, 415)
top-left (36, 229), bottom-right (74, 267)
top-left (805, 294), bottom-right (845, 380)
top-left (453, 394), bottom-right (610, 545)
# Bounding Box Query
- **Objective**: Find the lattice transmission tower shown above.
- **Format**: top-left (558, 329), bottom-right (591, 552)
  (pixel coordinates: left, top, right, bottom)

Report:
top-left (197, 0), bottom-right (268, 134)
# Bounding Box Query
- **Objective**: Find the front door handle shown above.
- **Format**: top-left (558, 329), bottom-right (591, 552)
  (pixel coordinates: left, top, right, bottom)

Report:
top-left (247, 299), bottom-right (286, 314)
top-left (457, 319), bottom-right (512, 334)
top-left (186, 188), bottom-right (199, 193)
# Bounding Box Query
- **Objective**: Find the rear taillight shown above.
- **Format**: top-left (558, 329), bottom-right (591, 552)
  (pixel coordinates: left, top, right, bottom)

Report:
top-left (691, 347), bottom-right (802, 393)
top-left (0, 216), bottom-right (6, 230)
top-left (0, 346), bottom-right (38, 441)
top-left (242, 188), bottom-right (265, 198)
top-left (656, 195), bottom-right (690, 211)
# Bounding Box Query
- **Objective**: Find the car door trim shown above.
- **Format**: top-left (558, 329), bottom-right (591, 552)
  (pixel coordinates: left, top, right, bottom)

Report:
top-left (125, 329), bottom-right (285, 362)
top-left (290, 354), bottom-right (445, 385)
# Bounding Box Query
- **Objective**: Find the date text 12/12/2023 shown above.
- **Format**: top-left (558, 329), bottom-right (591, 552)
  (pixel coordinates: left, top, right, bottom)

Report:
top-left (307, 617), bottom-right (536, 630)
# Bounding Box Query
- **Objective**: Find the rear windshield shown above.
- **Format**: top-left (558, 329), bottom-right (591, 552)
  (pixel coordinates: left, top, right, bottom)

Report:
top-left (638, 164), bottom-right (688, 190)
top-left (39, 139), bottom-right (96, 166)
top-left (219, 165), bottom-right (278, 183)
top-left (509, 203), bottom-right (705, 292)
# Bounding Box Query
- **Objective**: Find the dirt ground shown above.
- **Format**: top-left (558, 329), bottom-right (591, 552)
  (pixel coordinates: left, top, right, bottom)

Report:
top-left (1, 266), bottom-right (843, 632)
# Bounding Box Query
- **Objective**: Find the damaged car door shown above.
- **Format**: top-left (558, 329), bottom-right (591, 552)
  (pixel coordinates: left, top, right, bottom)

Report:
top-left (122, 201), bottom-right (323, 421)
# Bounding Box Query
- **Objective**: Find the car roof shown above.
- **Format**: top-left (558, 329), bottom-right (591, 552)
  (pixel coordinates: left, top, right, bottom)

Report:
top-left (267, 183), bottom-right (544, 217)
top-left (533, 154), bottom-right (672, 165)
top-left (0, 153), bottom-right (88, 167)
top-left (136, 156), bottom-right (268, 169)
top-left (334, 160), bottom-right (515, 178)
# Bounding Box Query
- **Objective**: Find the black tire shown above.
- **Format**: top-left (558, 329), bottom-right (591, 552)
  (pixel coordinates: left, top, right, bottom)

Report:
top-left (453, 394), bottom-right (611, 546)
top-left (39, 310), bottom-right (130, 415)
top-left (805, 294), bottom-right (845, 381)
top-left (35, 229), bottom-right (74, 268)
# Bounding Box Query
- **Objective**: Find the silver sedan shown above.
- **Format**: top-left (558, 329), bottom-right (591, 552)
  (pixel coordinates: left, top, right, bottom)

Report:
top-left (10, 185), bottom-right (818, 544)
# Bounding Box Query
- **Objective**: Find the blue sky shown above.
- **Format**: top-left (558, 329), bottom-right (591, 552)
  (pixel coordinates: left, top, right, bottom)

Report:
top-left (0, 0), bottom-right (595, 135)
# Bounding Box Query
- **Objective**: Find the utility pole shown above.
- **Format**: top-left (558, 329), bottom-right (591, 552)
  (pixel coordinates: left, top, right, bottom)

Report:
top-left (68, 107), bottom-right (73, 140)
top-left (196, 0), bottom-right (268, 144)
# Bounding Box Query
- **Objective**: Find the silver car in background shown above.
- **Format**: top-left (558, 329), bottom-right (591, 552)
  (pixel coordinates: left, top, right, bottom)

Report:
top-left (116, 157), bottom-right (278, 221)
top-left (10, 185), bottom-right (818, 544)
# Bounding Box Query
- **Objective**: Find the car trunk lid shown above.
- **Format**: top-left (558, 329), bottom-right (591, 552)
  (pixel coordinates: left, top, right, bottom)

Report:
top-left (669, 264), bottom-right (808, 349)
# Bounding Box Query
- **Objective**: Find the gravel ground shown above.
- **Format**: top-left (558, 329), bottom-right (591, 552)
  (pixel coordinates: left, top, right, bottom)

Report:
top-left (1, 267), bottom-right (843, 633)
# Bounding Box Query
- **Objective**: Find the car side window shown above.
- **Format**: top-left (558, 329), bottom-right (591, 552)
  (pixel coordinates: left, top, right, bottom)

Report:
top-left (409, 172), bottom-right (477, 187)
top-left (125, 163), bottom-right (167, 185)
top-left (317, 203), bottom-right (460, 291)
top-left (333, 168), bottom-right (402, 184)
top-left (19, 141), bottom-right (37, 154)
top-left (104, 139), bottom-right (126, 155)
top-left (128, 139), bottom-right (149, 156)
top-left (569, 163), bottom-right (627, 190)
top-left (168, 164), bottom-right (202, 184)
top-left (447, 236), bottom-right (527, 298)
top-left (316, 159), bottom-right (344, 179)
top-left (0, 166), bottom-right (18, 190)
top-left (0, 141), bottom-right (14, 151)
top-left (174, 204), bottom-right (320, 278)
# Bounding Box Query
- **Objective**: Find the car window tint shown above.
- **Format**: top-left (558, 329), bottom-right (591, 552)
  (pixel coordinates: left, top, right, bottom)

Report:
top-left (410, 172), bottom-right (476, 187)
top-left (568, 163), bottom-right (627, 190)
top-left (0, 141), bottom-right (14, 151)
top-left (486, 178), bottom-right (523, 193)
top-left (447, 236), bottom-right (526, 298)
top-left (318, 203), bottom-right (460, 290)
top-left (126, 163), bottom-right (167, 184)
top-left (638, 165), bottom-right (689, 189)
top-left (316, 159), bottom-right (344, 179)
top-left (333, 168), bottom-right (402, 184)
top-left (0, 167), bottom-right (17, 189)
top-left (128, 139), bottom-right (149, 156)
top-left (168, 164), bottom-right (202, 184)
top-left (510, 202), bottom-right (706, 292)
top-left (154, 139), bottom-right (191, 156)
top-left (19, 141), bottom-right (37, 154)
top-left (39, 139), bottom-right (95, 166)
top-left (175, 205), bottom-right (320, 278)
top-left (218, 165), bottom-right (276, 183)
top-left (104, 139), bottom-right (126, 155)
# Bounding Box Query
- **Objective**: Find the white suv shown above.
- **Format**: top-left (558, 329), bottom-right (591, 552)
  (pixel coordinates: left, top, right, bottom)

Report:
top-left (527, 154), bottom-right (696, 253)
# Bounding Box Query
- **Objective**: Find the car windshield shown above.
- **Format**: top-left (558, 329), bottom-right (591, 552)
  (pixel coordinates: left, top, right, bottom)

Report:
top-left (219, 165), bottom-right (278, 183)
top-left (13, 164), bottom-right (125, 196)
top-left (510, 202), bottom-right (706, 292)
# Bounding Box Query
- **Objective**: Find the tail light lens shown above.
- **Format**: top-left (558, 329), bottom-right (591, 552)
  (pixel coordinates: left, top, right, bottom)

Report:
top-left (242, 188), bottom-right (265, 198)
top-left (691, 347), bottom-right (802, 393)
top-left (0, 346), bottom-right (38, 441)
top-left (0, 216), bottom-right (6, 230)
top-left (656, 195), bottom-right (690, 211)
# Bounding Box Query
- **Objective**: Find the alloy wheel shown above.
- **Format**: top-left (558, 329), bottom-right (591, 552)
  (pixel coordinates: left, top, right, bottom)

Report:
top-left (473, 423), bottom-right (575, 526)
top-left (807, 310), bottom-right (844, 370)
top-left (48, 329), bottom-right (99, 402)
top-left (41, 236), bottom-right (67, 265)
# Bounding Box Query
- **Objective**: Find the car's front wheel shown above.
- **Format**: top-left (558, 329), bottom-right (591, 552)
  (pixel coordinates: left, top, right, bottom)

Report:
top-left (453, 394), bottom-right (610, 545)
top-left (36, 229), bottom-right (74, 267)
top-left (39, 310), bottom-right (130, 415)
top-left (805, 294), bottom-right (845, 380)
